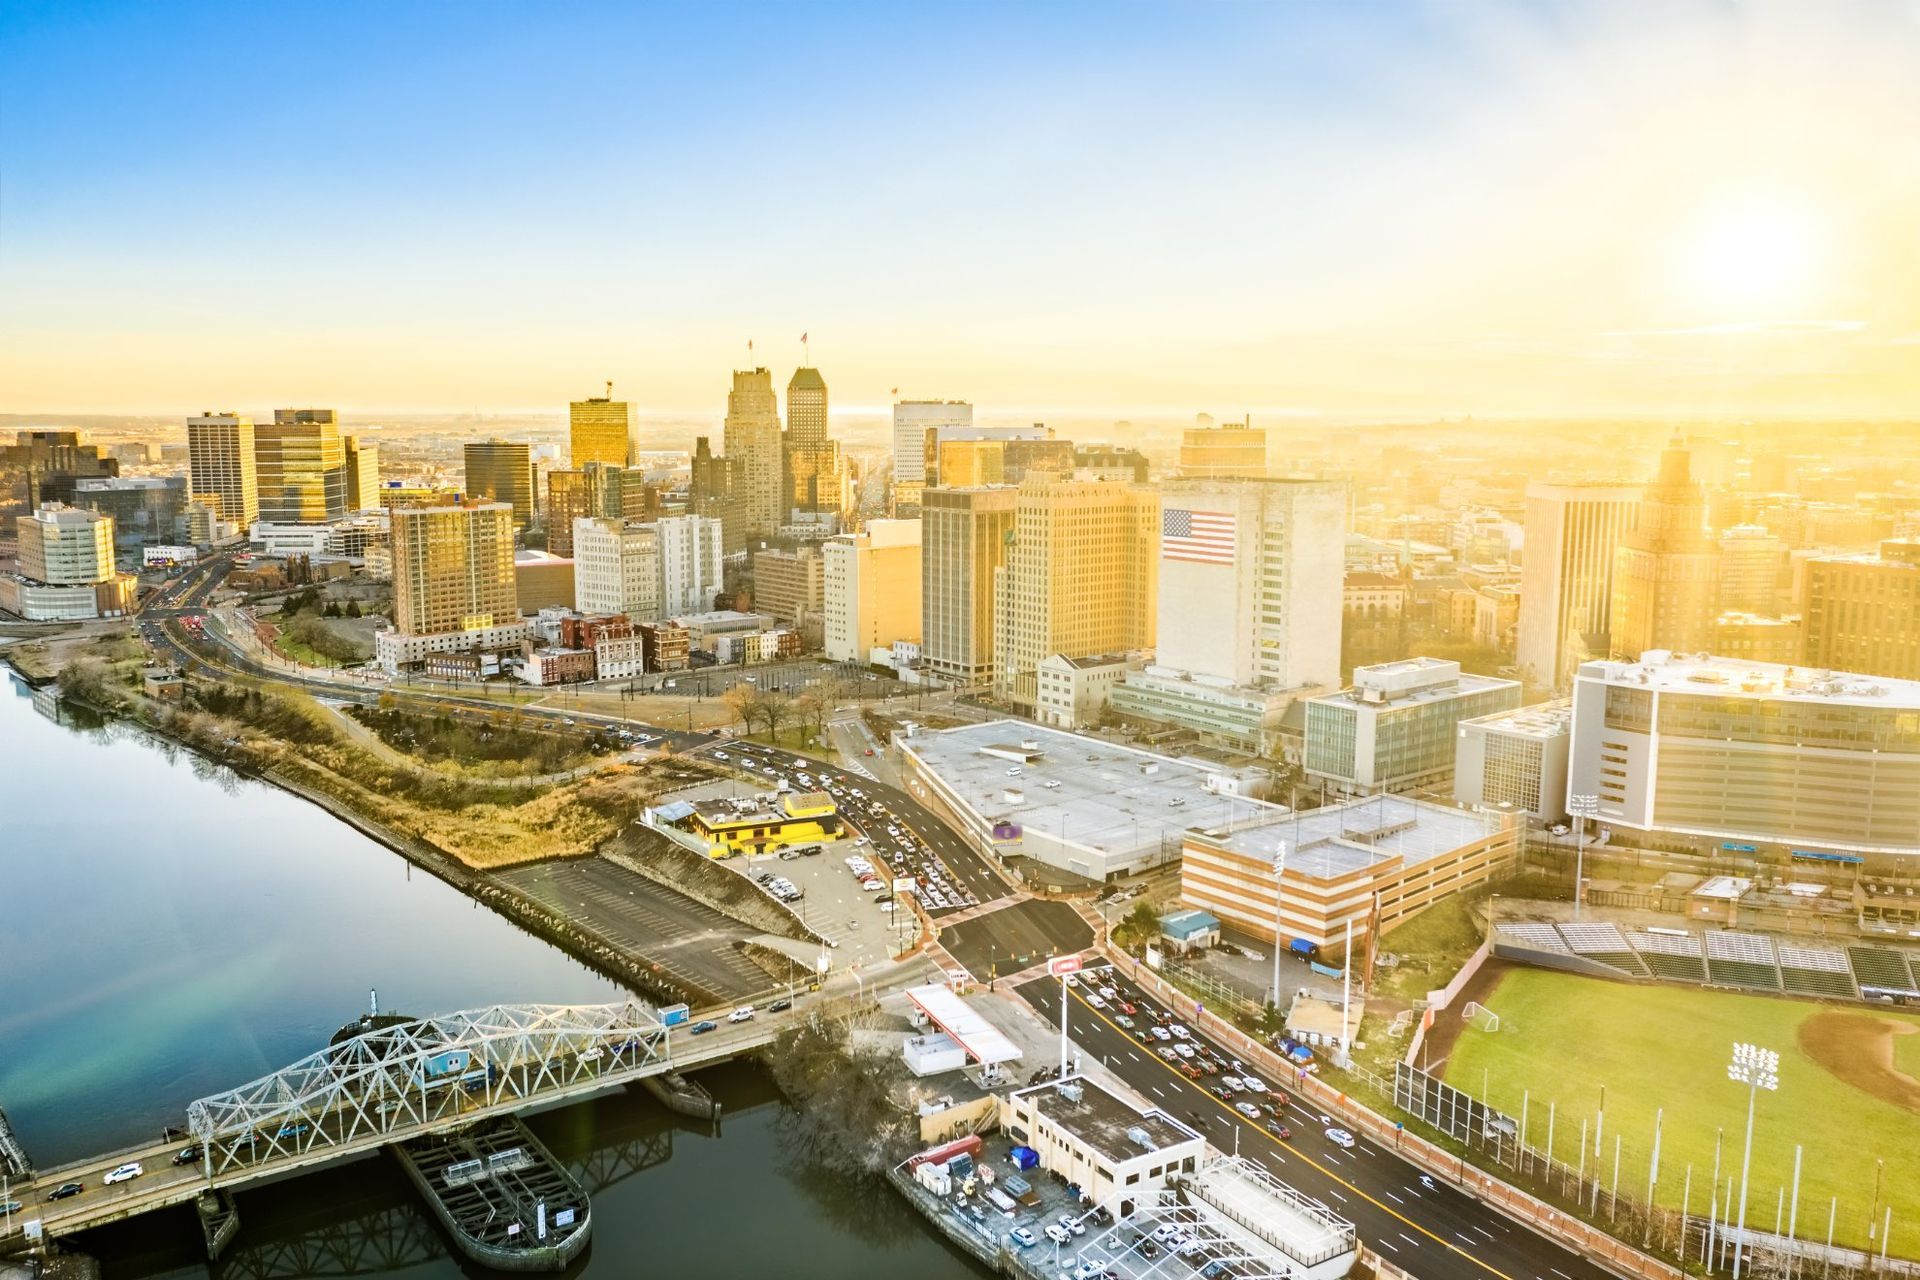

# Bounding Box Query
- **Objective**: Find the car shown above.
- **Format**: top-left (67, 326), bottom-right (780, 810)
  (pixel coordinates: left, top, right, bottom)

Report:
top-left (1150, 1025), bottom-right (1172, 1041)
top-left (1211, 1084), bottom-right (1235, 1100)
top-left (578, 1046), bottom-right (605, 1063)
top-left (1267, 1121), bottom-right (1293, 1140)
top-left (1009, 1227), bottom-right (1038, 1249)
top-left (46, 1182), bottom-right (83, 1201)
top-left (1114, 1015), bottom-right (1134, 1029)
top-left (728, 1006), bottom-right (755, 1022)
top-left (689, 1020), bottom-right (718, 1034)
top-left (1156, 1046), bottom-right (1179, 1061)
top-left (863, 748), bottom-right (875, 756)
top-left (1098, 985), bottom-right (1117, 999)
top-left (1181, 1063), bottom-right (1203, 1080)
top-left (1170, 1024), bottom-right (1190, 1040)
top-left (1325, 1127), bottom-right (1356, 1149)
top-left (1118, 1001), bottom-right (1136, 1015)
top-left (768, 998), bottom-right (793, 1012)
top-left (275, 1123), bottom-right (310, 1140)
top-left (779, 848), bottom-right (800, 860)
top-left (1044, 1223), bottom-right (1071, 1245)
top-left (712, 751), bottom-right (728, 760)
top-left (1150, 1225), bottom-right (1179, 1244)
top-left (1058, 1213), bottom-right (1087, 1236)
top-left (171, 1144), bottom-right (203, 1166)
top-left (1042, 780), bottom-right (1062, 789)
top-left (1240, 1073), bottom-right (1268, 1094)
top-left (0, 1200), bottom-right (18, 1216)
top-left (1086, 994), bottom-right (1106, 1009)
top-left (1234, 1101), bottom-right (1263, 1119)
top-left (801, 844), bottom-right (823, 856)
top-left (104, 1162), bottom-right (144, 1185)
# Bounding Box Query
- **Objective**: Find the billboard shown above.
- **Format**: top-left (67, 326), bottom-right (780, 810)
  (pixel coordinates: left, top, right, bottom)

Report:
top-left (1047, 954), bottom-right (1083, 977)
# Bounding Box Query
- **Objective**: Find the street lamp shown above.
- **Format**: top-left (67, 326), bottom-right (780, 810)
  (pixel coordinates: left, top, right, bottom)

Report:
top-left (1269, 840), bottom-right (1290, 1015)
top-left (1727, 1042), bottom-right (1780, 1280)
top-left (1567, 794), bottom-right (1599, 921)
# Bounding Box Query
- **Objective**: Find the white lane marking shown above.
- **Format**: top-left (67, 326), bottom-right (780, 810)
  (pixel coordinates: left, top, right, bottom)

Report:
top-left (1399, 1234), bottom-right (1423, 1249)
top-left (1324, 1189), bottom-right (1348, 1204)
top-left (1456, 1233), bottom-right (1476, 1246)
top-left (1550, 1270), bottom-right (1573, 1279)
top-left (1384, 1190), bottom-right (1405, 1205)
top-left (1375, 1238), bottom-right (1399, 1253)
top-left (1150, 1084), bottom-right (1166, 1098)
top-left (1472, 1225), bottom-right (1496, 1241)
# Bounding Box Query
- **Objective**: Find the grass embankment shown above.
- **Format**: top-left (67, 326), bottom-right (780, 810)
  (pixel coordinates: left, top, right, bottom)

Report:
top-left (348, 703), bottom-right (616, 778)
top-left (1443, 967), bottom-right (1920, 1250)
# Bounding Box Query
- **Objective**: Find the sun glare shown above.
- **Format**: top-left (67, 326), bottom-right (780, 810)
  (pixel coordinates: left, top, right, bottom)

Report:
top-left (1678, 199), bottom-right (1823, 314)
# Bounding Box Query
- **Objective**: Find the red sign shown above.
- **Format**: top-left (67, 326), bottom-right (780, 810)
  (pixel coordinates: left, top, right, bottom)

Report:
top-left (1048, 954), bottom-right (1083, 977)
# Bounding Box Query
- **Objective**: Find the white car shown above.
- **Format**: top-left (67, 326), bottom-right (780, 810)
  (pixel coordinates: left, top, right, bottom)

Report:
top-left (728, 1007), bottom-right (756, 1023)
top-left (1240, 1074), bottom-right (1269, 1094)
top-left (1174, 1043), bottom-right (1196, 1059)
top-left (104, 1162), bottom-right (144, 1185)
top-left (1169, 1024), bottom-right (1190, 1040)
top-left (713, 751), bottom-right (729, 760)
top-left (1043, 780), bottom-right (1062, 789)
top-left (1150, 1025), bottom-right (1172, 1041)
top-left (1086, 994), bottom-right (1106, 1009)
top-left (1044, 1222), bottom-right (1070, 1245)
top-left (1325, 1127), bottom-right (1356, 1149)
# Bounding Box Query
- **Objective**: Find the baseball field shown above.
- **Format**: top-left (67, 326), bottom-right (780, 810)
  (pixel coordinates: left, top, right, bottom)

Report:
top-left (1440, 966), bottom-right (1920, 1253)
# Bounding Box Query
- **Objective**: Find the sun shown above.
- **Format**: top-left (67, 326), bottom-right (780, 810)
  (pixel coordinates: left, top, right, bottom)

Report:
top-left (1676, 198), bottom-right (1824, 314)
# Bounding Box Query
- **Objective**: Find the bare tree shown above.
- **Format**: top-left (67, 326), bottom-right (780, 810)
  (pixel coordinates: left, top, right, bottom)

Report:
top-left (760, 689), bottom-right (795, 743)
top-left (722, 682), bottom-right (760, 734)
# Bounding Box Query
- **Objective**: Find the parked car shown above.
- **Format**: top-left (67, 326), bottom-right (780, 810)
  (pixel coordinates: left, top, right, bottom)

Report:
top-left (1009, 1227), bottom-right (1038, 1248)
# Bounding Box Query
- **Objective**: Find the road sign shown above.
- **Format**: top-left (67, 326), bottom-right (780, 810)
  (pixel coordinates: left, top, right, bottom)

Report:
top-left (893, 877), bottom-right (917, 895)
top-left (1048, 954), bottom-right (1083, 977)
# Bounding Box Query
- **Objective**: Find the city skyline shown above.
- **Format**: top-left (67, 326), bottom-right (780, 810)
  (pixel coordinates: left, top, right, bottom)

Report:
top-left (7, 1), bottom-right (1920, 418)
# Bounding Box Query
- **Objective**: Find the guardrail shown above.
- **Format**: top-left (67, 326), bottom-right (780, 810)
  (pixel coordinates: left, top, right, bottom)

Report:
top-left (1099, 943), bottom-right (1686, 1280)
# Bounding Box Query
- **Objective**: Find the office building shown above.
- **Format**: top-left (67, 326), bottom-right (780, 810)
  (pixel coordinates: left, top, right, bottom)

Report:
top-left (992, 475), bottom-right (1158, 708)
top-left (1800, 539), bottom-right (1920, 680)
top-left (1, 503), bottom-right (136, 620)
top-left (572, 518), bottom-right (659, 620)
top-left (1071, 444), bottom-right (1150, 483)
top-left (920, 486), bottom-right (1016, 685)
top-left (824, 519), bottom-right (923, 663)
top-left (656, 513), bottom-right (725, 617)
top-left (722, 368), bottom-right (784, 544)
top-left (1516, 481), bottom-right (1641, 691)
top-left (998, 1078), bottom-right (1205, 1221)
top-left (514, 548), bottom-right (575, 613)
top-left (343, 436), bottom-right (380, 511)
top-left (569, 386), bottom-right (630, 468)
top-left (891, 400), bottom-right (973, 488)
top-left (754, 545), bottom-right (825, 626)
top-left (1035, 652), bottom-right (1140, 730)
top-left (1303, 658), bottom-right (1523, 796)
top-left (783, 366), bottom-right (838, 516)
top-left (463, 440), bottom-right (537, 529)
top-left (375, 501), bottom-right (526, 673)
top-left (1610, 439), bottom-right (1715, 661)
top-left (934, 438), bottom-right (1005, 488)
top-left (1454, 700), bottom-right (1573, 824)
top-left (1717, 524), bottom-right (1786, 615)
top-left (1180, 795), bottom-right (1520, 947)
top-left (545, 462), bottom-right (637, 557)
top-left (1568, 653), bottom-right (1920, 858)
top-left (187, 412), bottom-right (259, 527)
top-left (546, 470), bottom-right (588, 557)
top-left (71, 476), bottom-right (187, 543)
top-left (1177, 418), bottom-right (1267, 478)
top-left (254, 409), bottom-right (347, 525)
top-left (0, 430), bottom-right (118, 531)
top-left (1711, 611), bottom-right (1802, 665)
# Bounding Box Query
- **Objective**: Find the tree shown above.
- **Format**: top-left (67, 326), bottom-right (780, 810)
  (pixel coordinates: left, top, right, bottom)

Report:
top-left (760, 689), bottom-right (795, 743)
top-left (722, 682), bottom-right (760, 734)
top-left (763, 1001), bottom-right (919, 1177)
top-left (344, 599), bottom-right (362, 618)
top-left (1112, 901), bottom-right (1162, 950)
top-left (792, 689), bottom-right (829, 744)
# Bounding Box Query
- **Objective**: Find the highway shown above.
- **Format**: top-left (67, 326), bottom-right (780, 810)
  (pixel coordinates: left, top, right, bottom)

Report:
top-left (1018, 963), bottom-right (1617, 1280)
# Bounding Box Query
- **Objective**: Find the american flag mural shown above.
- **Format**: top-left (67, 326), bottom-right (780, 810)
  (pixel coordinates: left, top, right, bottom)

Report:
top-left (1162, 508), bottom-right (1236, 565)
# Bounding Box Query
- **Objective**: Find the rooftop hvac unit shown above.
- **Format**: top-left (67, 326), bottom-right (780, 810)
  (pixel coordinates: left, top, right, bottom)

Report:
top-left (1055, 1082), bottom-right (1083, 1103)
top-left (1126, 1125), bottom-right (1159, 1151)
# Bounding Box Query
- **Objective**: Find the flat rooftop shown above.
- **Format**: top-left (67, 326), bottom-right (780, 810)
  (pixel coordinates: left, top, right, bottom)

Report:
top-left (903, 721), bottom-right (1283, 862)
top-left (1204, 794), bottom-right (1497, 879)
top-left (1010, 1076), bottom-right (1199, 1166)
top-left (1462, 699), bottom-right (1572, 739)
top-left (1577, 653), bottom-right (1920, 710)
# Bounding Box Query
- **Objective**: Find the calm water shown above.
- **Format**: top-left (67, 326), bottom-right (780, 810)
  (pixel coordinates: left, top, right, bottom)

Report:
top-left (0, 669), bottom-right (982, 1279)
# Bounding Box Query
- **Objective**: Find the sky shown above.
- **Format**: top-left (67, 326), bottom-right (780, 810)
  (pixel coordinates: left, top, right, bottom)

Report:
top-left (4, 0), bottom-right (1920, 419)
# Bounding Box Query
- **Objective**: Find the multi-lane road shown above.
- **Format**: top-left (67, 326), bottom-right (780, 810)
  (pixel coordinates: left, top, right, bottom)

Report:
top-left (1017, 962), bottom-right (1617, 1280)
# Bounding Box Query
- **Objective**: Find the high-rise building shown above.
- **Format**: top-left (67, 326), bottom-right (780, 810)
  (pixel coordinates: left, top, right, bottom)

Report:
top-left (0, 430), bottom-right (119, 531)
top-left (463, 440), bottom-right (537, 530)
top-left (1516, 481), bottom-right (1641, 691)
top-left (935, 439), bottom-right (1005, 488)
top-left (1609, 440), bottom-right (1715, 662)
top-left (1153, 477), bottom-right (1347, 692)
top-left (1568, 653), bottom-right (1920, 858)
top-left (546, 470), bottom-right (588, 558)
top-left (573, 517), bottom-right (659, 620)
top-left (1177, 418), bottom-right (1267, 479)
top-left (569, 386), bottom-right (630, 468)
top-left (823, 519), bottom-right (923, 664)
top-left (70, 476), bottom-right (187, 543)
top-left (920, 486), bottom-right (1017, 685)
top-left (1453, 700), bottom-right (1573, 825)
top-left (375, 501), bottom-right (526, 672)
top-left (724, 368), bottom-right (784, 542)
top-left (343, 436), bottom-right (380, 511)
top-left (1302, 657), bottom-right (1523, 796)
top-left (1071, 444), bottom-right (1151, 483)
top-left (1801, 539), bottom-right (1920, 680)
top-left (785, 367), bottom-right (828, 449)
top-left (544, 462), bottom-right (637, 556)
top-left (187, 412), bottom-right (259, 528)
top-left (255, 409), bottom-right (348, 524)
top-left (992, 475), bottom-right (1159, 707)
top-left (783, 367), bottom-right (835, 515)
top-left (1717, 524), bottom-right (1786, 615)
top-left (754, 545), bottom-right (825, 626)
top-left (891, 400), bottom-right (973, 487)
top-left (655, 514), bottom-right (725, 617)
top-left (18, 503), bottom-right (115, 585)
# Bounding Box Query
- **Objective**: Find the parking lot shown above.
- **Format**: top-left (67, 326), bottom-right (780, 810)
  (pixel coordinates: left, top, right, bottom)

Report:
top-left (727, 842), bottom-right (909, 967)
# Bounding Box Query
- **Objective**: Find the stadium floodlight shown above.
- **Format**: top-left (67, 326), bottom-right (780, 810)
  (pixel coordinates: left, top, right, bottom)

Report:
top-left (1727, 1042), bottom-right (1780, 1280)
top-left (1567, 794), bottom-right (1599, 921)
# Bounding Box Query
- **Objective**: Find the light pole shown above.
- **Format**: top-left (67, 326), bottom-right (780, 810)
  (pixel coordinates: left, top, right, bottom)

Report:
top-left (1269, 841), bottom-right (1290, 1017)
top-left (1727, 1042), bottom-right (1780, 1280)
top-left (1567, 794), bottom-right (1598, 920)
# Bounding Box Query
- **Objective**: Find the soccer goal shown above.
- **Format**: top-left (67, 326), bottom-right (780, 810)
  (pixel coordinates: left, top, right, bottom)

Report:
top-left (1462, 1001), bottom-right (1501, 1032)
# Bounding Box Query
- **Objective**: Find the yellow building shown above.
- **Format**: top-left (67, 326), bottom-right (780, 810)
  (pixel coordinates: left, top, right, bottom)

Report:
top-left (992, 474), bottom-right (1158, 707)
top-left (256, 408), bottom-right (347, 523)
top-left (1610, 439), bottom-right (1716, 661)
top-left (685, 790), bottom-right (840, 857)
top-left (823, 519), bottom-right (922, 663)
top-left (569, 386), bottom-right (631, 468)
top-left (1176, 419), bottom-right (1267, 478)
top-left (464, 439), bottom-right (537, 529)
top-left (921, 486), bottom-right (1016, 685)
top-left (935, 438), bottom-right (1005, 487)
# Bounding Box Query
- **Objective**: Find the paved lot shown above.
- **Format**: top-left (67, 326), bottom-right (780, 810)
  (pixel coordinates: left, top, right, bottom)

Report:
top-left (729, 844), bottom-right (908, 966)
top-left (494, 858), bottom-right (771, 1002)
top-left (939, 899), bottom-right (1095, 983)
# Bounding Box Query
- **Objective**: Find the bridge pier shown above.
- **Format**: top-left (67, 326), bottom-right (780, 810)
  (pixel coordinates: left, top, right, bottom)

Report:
top-left (393, 1116), bottom-right (590, 1272)
top-left (640, 1071), bottom-right (721, 1122)
top-left (194, 1190), bottom-right (240, 1262)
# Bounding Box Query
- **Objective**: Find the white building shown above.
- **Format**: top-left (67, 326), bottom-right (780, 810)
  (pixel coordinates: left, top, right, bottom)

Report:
top-left (595, 632), bottom-right (648, 680)
top-left (890, 400), bottom-right (973, 486)
top-left (1035, 652), bottom-right (1140, 730)
top-left (655, 514), bottom-right (724, 617)
top-left (573, 517), bottom-right (659, 620)
top-left (998, 1077), bottom-right (1204, 1219)
top-left (1516, 482), bottom-right (1641, 691)
top-left (1569, 652), bottom-right (1920, 858)
top-left (1454, 700), bottom-right (1573, 824)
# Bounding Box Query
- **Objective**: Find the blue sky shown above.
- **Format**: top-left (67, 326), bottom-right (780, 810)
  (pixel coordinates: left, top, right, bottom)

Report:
top-left (5, 1), bottom-right (1919, 416)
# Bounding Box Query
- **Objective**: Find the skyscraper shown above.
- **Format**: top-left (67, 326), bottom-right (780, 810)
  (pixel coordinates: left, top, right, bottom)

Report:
top-left (464, 440), bottom-right (537, 529)
top-left (1609, 439), bottom-right (1715, 661)
top-left (376, 501), bottom-right (525, 673)
top-left (724, 368), bottom-right (784, 542)
top-left (187, 412), bottom-right (259, 527)
top-left (921, 486), bottom-right (1017, 686)
top-left (891, 399), bottom-right (973, 513)
top-left (256, 409), bottom-right (348, 524)
top-left (343, 435), bottom-right (380, 511)
top-left (569, 385), bottom-right (630, 468)
top-left (784, 367), bottom-right (839, 516)
top-left (1176, 417), bottom-right (1268, 479)
top-left (0, 430), bottom-right (119, 531)
top-left (785, 367), bottom-right (827, 448)
top-left (992, 475), bottom-right (1159, 707)
top-left (544, 462), bottom-right (634, 556)
top-left (824, 520), bottom-right (922, 664)
top-left (572, 517), bottom-right (659, 619)
top-left (1516, 481), bottom-right (1641, 691)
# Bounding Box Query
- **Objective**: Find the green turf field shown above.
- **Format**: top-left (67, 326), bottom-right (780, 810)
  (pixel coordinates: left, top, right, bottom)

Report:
top-left (1441, 967), bottom-right (1920, 1252)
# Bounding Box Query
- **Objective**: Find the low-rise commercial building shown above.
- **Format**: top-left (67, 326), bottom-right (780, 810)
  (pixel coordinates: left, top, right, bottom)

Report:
top-left (520, 647), bottom-right (595, 686)
top-left (637, 620), bottom-right (690, 672)
top-left (1034, 652), bottom-right (1141, 730)
top-left (1303, 658), bottom-right (1521, 796)
top-left (998, 1077), bottom-right (1203, 1220)
top-left (1453, 700), bottom-right (1572, 824)
top-left (1108, 667), bottom-right (1304, 756)
top-left (680, 790), bottom-right (840, 857)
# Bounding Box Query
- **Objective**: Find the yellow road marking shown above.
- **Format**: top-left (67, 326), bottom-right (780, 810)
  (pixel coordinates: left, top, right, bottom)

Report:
top-left (1061, 981), bottom-right (1523, 1280)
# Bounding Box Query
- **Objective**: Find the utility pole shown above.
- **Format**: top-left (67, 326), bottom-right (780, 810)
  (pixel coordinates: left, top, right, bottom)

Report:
top-left (1728, 1043), bottom-right (1781, 1280)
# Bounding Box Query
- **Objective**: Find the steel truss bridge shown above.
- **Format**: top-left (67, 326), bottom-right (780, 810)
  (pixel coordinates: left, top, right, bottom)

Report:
top-left (2, 1000), bottom-right (774, 1251)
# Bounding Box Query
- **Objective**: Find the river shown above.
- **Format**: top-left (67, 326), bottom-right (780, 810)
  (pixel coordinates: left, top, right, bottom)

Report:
top-left (0, 667), bottom-right (985, 1279)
